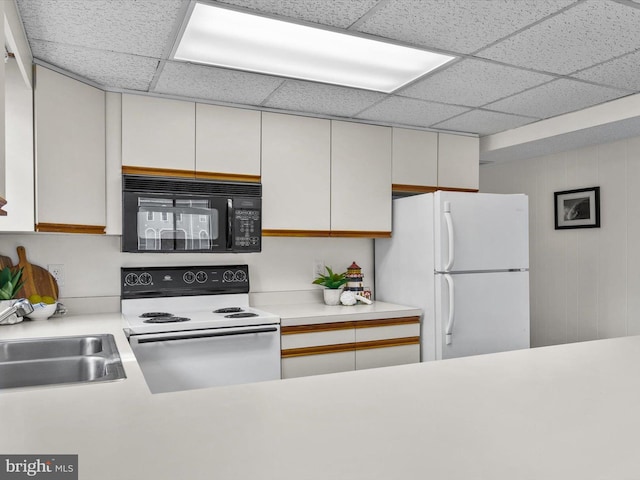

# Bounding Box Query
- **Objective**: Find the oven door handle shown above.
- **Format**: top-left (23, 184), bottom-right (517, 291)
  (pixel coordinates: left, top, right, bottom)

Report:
top-left (131, 326), bottom-right (278, 344)
top-left (226, 198), bottom-right (233, 250)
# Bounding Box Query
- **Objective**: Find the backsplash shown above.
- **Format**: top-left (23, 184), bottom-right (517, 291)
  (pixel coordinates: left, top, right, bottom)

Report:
top-left (0, 233), bottom-right (373, 314)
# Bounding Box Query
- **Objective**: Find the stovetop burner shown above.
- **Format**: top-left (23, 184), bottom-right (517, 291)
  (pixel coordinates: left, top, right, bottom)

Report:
top-left (224, 312), bottom-right (259, 318)
top-left (214, 307), bottom-right (243, 313)
top-left (140, 312), bottom-right (173, 318)
top-left (143, 316), bottom-right (191, 324)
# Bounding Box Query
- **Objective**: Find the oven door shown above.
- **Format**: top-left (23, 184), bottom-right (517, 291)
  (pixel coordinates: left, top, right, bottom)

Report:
top-left (129, 325), bottom-right (281, 393)
top-left (122, 192), bottom-right (230, 253)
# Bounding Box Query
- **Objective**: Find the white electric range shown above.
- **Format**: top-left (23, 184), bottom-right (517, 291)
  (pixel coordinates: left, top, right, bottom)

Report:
top-left (121, 265), bottom-right (281, 394)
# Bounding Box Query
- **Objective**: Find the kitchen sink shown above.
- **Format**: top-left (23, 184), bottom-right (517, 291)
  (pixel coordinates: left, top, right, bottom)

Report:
top-left (0, 335), bottom-right (105, 362)
top-left (0, 334), bottom-right (126, 390)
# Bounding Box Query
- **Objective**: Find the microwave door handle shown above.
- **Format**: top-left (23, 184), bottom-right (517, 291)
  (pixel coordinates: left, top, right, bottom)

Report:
top-left (226, 198), bottom-right (233, 250)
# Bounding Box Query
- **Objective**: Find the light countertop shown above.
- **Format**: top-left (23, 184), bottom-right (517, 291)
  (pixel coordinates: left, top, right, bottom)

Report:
top-left (260, 300), bottom-right (422, 326)
top-left (2, 312), bottom-right (640, 479)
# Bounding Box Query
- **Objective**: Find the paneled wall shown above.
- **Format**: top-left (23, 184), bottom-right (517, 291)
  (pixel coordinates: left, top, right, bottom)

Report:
top-left (480, 135), bottom-right (640, 347)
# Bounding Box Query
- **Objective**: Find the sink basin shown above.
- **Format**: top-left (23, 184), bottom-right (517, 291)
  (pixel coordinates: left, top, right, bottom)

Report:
top-left (0, 334), bottom-right (126, 390)
top-left (0, 356), bottom-right (124, 389)
top-left (0, 335), bottom-right (104, 361)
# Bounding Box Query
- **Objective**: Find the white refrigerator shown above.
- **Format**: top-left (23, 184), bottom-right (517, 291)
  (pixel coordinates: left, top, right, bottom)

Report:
top-left (375, 191), bottom-right (530, 361)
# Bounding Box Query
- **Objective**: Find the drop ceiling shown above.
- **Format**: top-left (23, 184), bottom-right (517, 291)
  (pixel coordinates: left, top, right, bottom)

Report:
top-left (13, 0), bottom-right (640, 161)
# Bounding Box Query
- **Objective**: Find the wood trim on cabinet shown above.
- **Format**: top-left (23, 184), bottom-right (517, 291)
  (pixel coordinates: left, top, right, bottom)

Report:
top-left (435, 186), bottom-right (479, 193)
top-left (282, 316), bottom-right (421, 335)
top-left (262, 230), bottom-right (390, 238)
top-left (392, 184), bottom-right (437, 194)
top-left (282, 321), bottom-right (355, 335)
top-left (122, 166), bottom-right (261, 183)
top-left (281, 342), bottom-right (356, 358)
top-left (329, 230), bottom-right (392, 238)
top-left (392, 184), bottom-right (479, 194)
top-left (354, 316), bottom-right (421, 329)
top-left (122, 165), bottom-right (195, 179)
top-left (354, 336), bottom-right (420, 351)
top-left (0, 196), bottom-right (7, 216)
top-left (36, 223), bottom-right (106, 234)
top-left (262, 229), bottom-right (331, 238)
top-left (195, 171), bottom-right (261, 183)
top-left (281, 336), bottom-right (420, 358)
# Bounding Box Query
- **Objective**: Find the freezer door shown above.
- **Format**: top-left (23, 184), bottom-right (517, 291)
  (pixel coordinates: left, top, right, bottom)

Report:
top-left (434, 191), bottom-right (529, 272)
top-left (434, 271), bottom-right (529, 360)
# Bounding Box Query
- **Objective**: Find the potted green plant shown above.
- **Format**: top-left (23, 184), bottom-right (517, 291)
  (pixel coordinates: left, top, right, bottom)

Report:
top-left (0, 267), bottom-right (25, 324)
top-left (0, 266), bottom-right (24, 301)
top-left (312, 266), bottom-right (347, 305)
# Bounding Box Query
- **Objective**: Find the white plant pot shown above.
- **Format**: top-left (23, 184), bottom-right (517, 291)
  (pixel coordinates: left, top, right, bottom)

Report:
top-left (323, 288), bottom-right (343, 306)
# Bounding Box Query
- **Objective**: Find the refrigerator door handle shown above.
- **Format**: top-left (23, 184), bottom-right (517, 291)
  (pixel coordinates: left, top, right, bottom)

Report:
top-left (444, 201), bottom-right (455, 272)
top-left (444, 273), bottom-right (455, 345)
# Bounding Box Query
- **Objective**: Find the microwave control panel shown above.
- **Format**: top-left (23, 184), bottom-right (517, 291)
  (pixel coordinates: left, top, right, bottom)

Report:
top-left (233, 197), bottom-right (261, 251)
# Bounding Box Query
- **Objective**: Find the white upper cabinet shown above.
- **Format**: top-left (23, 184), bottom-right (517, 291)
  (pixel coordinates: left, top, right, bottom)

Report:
top-left (331, 121), bottom-right (392, 233)
top-left (392, 128), bottom-right (438, 188)
top-left (0, 57), bottom-right (33, 231)
top-left (195, 104), bottom-right (261, 179)
top-left (34, 66), bottom-right (105, 231)
top-left (437, 133), bottom-right (479, 190)
top-left (262, 112), bottom-right (331, 231)
top-left (122, 94), bottom-right (195, 172)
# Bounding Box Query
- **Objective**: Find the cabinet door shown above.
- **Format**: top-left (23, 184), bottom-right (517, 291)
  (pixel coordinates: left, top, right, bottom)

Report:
top-left (331, 121), bottom-right (392, 233)
top-left (392, 127), bottom-right (437, 188)
top-left (122, 94), bottom-right (195, 172)
top-left (281, 324), bottom-right (355, 379)
top-left (355, 321), bottom-right (421, 370)
top-left (0, 57), bottom-right (33, 231)
top-left (282, 352), bottom-right (356, 379)
top-left (437, 133), bottom-right (479, 190)
top-left (262, 112), bottom-right (331, 232)
top-left (34, 66), bottom-right (105, 231)
top-left (195, 104), bottom-right (260, 179)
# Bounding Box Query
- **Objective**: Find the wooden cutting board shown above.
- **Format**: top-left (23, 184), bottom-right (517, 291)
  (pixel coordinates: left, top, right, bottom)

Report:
top-left (14, 246), bottom-right (59, 300)
top-left (0, 255), bottom-right (13, 270)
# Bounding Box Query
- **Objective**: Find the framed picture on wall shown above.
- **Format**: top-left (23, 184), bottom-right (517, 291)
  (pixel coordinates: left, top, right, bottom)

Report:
top-left (554, 186), bottom-right (600, 230)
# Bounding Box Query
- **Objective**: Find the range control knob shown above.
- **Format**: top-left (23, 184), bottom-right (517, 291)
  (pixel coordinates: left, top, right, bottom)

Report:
top-left (223, 270), bottom-right (235, 283)
top-left (196, 271), bottom-right (208, 283)
top-left (139, 272), bottom-right (153, 285)
top-left (235, 270), bottom-right (247, 282)
top-left (124, 273), bottom-right (138, 286)
top-left (183, 271), bottom-right (196, 284)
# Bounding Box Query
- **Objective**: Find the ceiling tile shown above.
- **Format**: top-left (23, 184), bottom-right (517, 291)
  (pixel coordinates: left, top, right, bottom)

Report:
top-left (354, 0), bottom-right (575, 54)
top-left (355, 96), bottom-right (469, 128)
top-left (477, 0), bottom-right (640, 75)
top-left (572, 50), bottom-right (640, 91)
top-left (31, 41), bottom-right (158, 91)
top-left (215, 0), bottom-right (379, 28)
top-left (432, 109), bottom-right (536, 136)
top-left (16, 0), bottom-right (186, 58)
top-left (154, 62), bottom-right (283, 105)
top-left (264, 80), bottom-right (386, 117)
top-left (485, 78), bottom-right (627, 119)
top-left (399, 59), bottom-right (555, 107)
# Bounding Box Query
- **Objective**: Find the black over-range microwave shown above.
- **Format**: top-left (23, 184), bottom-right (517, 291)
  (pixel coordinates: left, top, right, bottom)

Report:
top-left (122, 175), bottom-right (261, 253)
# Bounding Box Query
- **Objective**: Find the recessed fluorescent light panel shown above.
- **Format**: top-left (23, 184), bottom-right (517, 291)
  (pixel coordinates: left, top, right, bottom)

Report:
top-left (174, 3), bottom-right (455, 93)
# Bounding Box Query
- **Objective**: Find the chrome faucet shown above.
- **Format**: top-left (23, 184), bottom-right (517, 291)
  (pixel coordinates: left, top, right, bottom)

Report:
top-left (0, 298), bottom-right (34, 325)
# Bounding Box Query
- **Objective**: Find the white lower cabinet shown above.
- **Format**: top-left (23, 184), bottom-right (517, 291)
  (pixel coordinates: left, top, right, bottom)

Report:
top-left (281, 317), bottom-right (420, 379)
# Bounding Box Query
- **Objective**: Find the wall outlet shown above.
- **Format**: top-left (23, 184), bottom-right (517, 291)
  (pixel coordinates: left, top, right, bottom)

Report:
top-left (313, 260), bottom-right (325, 280)
top-left (48, 264), bottom-right (65, 287)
